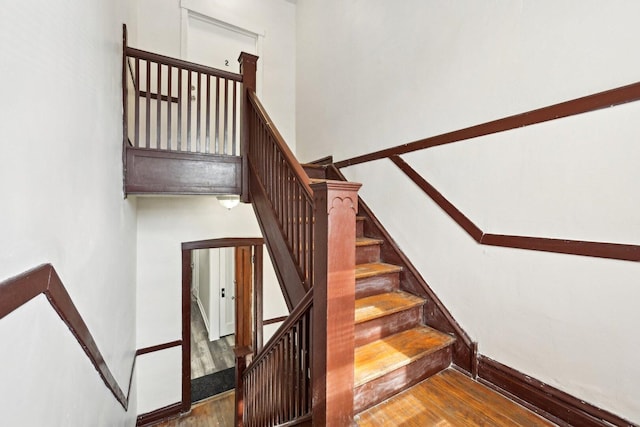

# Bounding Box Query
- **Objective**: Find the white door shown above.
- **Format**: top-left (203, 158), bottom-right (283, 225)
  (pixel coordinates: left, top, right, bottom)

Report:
top-left (186, 15), bottom-right (258, 155)
top-left (219, 247), bottom-right (235, 337)
top-left (187, 14), bottom-right (257, 74)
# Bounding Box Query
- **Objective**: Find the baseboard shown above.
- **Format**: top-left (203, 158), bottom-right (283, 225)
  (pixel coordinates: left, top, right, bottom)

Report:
top-left (136, 402), bottom-right (182, 427)
top-left (477, 355), bottom-right (636, 427)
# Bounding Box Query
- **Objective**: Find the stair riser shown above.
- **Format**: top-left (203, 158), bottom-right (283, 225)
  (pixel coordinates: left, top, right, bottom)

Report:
top-left (355, 307), bottom-right (422, 347)
top-left (353, 345), bottom-right (452, 413)
top-left (356, 245), bottom-right (381, 264)
top-left (302, 165), bottom-right (326, 179)
top-left (356, 220), bottom-right (364, 238)
top-left (356, 272), bottom-right (400, 299)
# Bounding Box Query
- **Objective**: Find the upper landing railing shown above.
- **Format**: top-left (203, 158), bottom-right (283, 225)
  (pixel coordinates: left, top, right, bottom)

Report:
top-left (123, 28), bottom-right (242, 156)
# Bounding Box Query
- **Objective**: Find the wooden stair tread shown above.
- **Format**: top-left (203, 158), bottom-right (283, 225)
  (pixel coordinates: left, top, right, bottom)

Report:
top-left (356, 237), bottom-right (383, 247)
top-left (309, 178), bottom-right (329, 183)
top-left (355, 263), bottom-right (402, 280)
top-left (356, 216), bottom-right (366, 221)
top-left (355, 291), bottom-right (424, 324)
top-left (354, 326), bottom-right (455, 387)
top-left (356, 369), bottom-right (556, 426)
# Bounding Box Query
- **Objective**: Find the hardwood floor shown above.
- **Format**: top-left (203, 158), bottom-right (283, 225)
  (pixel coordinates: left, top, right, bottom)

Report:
top-left (154, 391), bottom-right (235, 427)
top-left (191, 299), bottom-right (235, 379)
top-left (356, 368), bottom-right (556, 426)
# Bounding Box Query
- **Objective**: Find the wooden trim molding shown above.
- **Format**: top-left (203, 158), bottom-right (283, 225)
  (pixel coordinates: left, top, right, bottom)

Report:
top-left (136, 402), bottom-right (182, 427)
top-left (477, 356), bottom-right (637, 427)
top-left (390, 155), bottom-right (640, 262)
top-left (136, 340), bottom-right (182, 356)
top-left (335, 81), bottom-right (640, 168)
top-left (263, 315), bottom-right (288, 326)
top-left (0, 263), bottom-right (187, 415)
top-left (0, 264), bottom-right (132, 409)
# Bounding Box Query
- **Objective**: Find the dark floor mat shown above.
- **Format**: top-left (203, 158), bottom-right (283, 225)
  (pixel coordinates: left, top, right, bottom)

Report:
top-left (191, 367), bottom-right (235, 403)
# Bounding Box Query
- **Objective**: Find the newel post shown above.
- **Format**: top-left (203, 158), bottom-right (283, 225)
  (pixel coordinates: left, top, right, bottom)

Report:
top-left (238, 52), bottom-right (258, 204)
top-left (311, 180), bottom-right (362, 426)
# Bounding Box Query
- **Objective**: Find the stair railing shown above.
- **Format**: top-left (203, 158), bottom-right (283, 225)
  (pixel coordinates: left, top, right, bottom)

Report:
top-left (239, 78), bottom-right (362, 425)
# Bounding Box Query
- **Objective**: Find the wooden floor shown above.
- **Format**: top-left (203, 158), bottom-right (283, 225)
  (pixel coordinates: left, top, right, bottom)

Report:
top-left (154, 391), bottom-right (235, 427)
top-left (191, 299), bottom-right (235, 379)
top-left (356, 369), bottom-right (556, 426)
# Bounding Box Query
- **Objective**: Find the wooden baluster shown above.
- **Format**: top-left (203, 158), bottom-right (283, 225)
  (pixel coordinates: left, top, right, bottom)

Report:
top-left (167, 66), bottom-right (172, 150)
top-left (311, 181), bottom-right (361, 426)
top-left (134, 58), bottom-right (140, 147)
top-left (196, 72), bottom-right (201, 153)
top-left (156, 63), bottom-right (161, 149)
top-left (215, 77), bottom-right (220, 154)
top-left (145, 60), bottom-right (151, 148)
top-left (239, 52), bottom-right (258, 203)
top-left (224, 79), bottom-right (229, 155)
top-left (177, 68), bottom-right (182, 151)
top-left (205, 74), bottom-right (211, 153)
top-left (187, 71), bottom-right (192, 152)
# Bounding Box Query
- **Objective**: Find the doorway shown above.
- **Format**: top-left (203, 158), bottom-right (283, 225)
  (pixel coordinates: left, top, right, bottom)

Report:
top-left (181, 238), bottom-right (264, 413)
top-left (190, 247), bottom-right (236, 403)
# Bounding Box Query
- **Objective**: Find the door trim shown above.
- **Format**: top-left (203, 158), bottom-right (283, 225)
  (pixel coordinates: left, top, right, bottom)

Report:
top-left (181, 238), bottom-right (264, 414)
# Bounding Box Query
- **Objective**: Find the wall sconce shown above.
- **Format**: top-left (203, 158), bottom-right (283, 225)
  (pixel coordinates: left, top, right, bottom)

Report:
top-left (217, 195), bottom-right (240, 210)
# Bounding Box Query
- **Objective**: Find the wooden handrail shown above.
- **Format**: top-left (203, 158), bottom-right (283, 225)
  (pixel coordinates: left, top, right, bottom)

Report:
top-left (250, 288), bottom-right (313, 368)
top-left (391, 156), bottom-right (640, 262)
top-left (247, 90), bottom-right (314, 199)
top-left (126, 46), bottom-right (243, 81)
top-left (335, 81), bottom-right (640, 168)
top-left (0, 264), bottom-right (133, 409)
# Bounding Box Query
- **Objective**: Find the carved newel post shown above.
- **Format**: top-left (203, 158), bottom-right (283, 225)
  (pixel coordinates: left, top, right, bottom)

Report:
top-left (311, 180), bottom-right (362, 426)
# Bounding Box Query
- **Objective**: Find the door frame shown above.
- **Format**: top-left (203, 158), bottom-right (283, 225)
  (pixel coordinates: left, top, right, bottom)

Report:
top-left (181, 237), bottom-right (264, 414)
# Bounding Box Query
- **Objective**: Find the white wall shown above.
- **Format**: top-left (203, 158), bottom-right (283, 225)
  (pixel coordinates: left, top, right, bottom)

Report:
top-left (136, 196), bottom-right (288, 412)
top-left (0, 0), bottom-right (138, 425)
top-left (136, 0), bottom-right (297, 147)
top-left (296, 1), bottom-right (640, 423)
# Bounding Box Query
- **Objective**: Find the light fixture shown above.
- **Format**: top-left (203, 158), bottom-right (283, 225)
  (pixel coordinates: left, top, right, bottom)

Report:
top-left (217, 195), bottom-right (240, 210)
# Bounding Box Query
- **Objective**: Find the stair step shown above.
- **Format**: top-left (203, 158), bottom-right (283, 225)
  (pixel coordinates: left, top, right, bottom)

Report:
top-left (355, 263), bottom-right (401, 299)
top-left (356, 216), bottom-right (366, 237)
top-left (354, 291), bottom-right (424, 346)
top-left (354, 326), bottom-right (454, 387)
top-left (353, 326), bottom-right (455, 412)
top-left (355, 263), bottom-right (402, 280)
top-left (355, 237), bottom-right (383, 247)
top-left (301, 163), bottom-right (327, 179)
top-left (356, 237), bottom-right (383, 264)
top-left (356, 369), bottom-right (555, 426)
top-left (309, 178), bottom-right (329, 184)
top-left (355, 291), bottom-right (424, 325)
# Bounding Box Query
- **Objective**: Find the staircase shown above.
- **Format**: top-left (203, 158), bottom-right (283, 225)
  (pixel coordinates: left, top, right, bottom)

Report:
top-left (306, 166), bottom-right (554, 426)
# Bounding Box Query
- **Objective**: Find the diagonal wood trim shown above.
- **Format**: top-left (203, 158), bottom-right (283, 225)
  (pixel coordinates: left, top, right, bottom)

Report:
top-left (335, 81), bottom-right (640, 168)
top-left (477, 356), bottom-right (637, 427)
top-left (390, 155), bottom-right (640, 262)
top-left (0, 264), bottom-right (130, 409)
